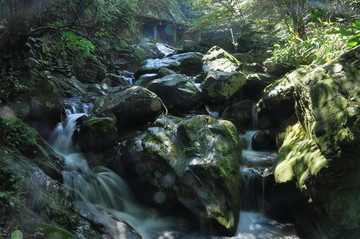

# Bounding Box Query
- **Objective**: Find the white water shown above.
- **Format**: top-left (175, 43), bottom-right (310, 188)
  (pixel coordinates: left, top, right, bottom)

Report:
top-left (236, 103), bottom-right (300, 239)
top-left (50, 98), bottom-right (177, 239)
top-left (49, 99), bottom-right (299, 239)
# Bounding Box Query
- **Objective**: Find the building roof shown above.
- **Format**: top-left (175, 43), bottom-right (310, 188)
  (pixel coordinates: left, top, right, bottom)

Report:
top-left (137, 0), bottom-right (188, 25)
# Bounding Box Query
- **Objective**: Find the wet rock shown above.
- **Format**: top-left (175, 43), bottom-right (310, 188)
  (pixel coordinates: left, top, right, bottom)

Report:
top-left (201, 71), bottom-right (247, 103)
top-left (75, 56), bottom-right (107, 83)
top-left (119, 115), bottom-right (242, 235)
top-left (51, 75), bottom-right (87, 97)
top-left (147, 74), bottom-right (202, 112)
top-left (252, 130), bottom-right (276, 151)
top-left (263, 59), bottom-right (295, 76)
top-left (105, 73), bottom-right (130, 86)
top-left (7, 71), bottom-right (64, 138)
top-left (222, 100), bottom-right (254, 130)
top-left (93, 86), bottom-right (162, 132)
top-left (0, 147), bottom-right (138, 239)
top-left (202, 46), bottom-right (241, 73)
top-left (182, 40), bottom-right (201, 53)
top-left (134, 73), bottom-right (159, 87)
top-left (74, 116), bottom-right (117, 153)
top-left (135, 52), bottom-right (204, 78)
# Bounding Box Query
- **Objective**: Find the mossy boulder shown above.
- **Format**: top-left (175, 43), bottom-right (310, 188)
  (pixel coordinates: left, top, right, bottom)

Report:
top-left (201, 71), bottom-right (247, 103)
top-left (74, 116), bottom-right (117, 153)
top-left (119, 115), bottom-right (242, 235)
top-left (202, 46), bottom-right (241, 73)
top-left (74, 56), bottom-right (107, 84)
top-left (221, 100), bottom-right (254, 130)
top-left (272, 47), bottom-right (360, 238)
top-left (2, 71), bottom-right (64, 138)
top-left (147, 74), bottom-right (202, 112)
top-left (92, 86), bottom-right (162, 132)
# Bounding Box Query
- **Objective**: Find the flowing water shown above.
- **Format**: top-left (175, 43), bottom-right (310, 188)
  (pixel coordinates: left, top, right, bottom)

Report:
top-left (50, 99), bottom-right (300, 239)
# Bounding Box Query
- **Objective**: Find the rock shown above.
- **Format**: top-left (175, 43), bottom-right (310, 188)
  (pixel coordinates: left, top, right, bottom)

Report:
top-left (201, 71), bottom-right (247, 103)
top-left (158, 67), bottom-right (177, 77)
top-left (183, 40), bottom-right (201, 53)
top-left (222, 100), bottom-right (254, 130)
top-left (263, 59), bottom-right (295, 76)
top-left (134, 73), bottom-right (159, 87)
top-left (75, 56), bottom-right (107, 83)
top-left (200, 38), bottom-right (235, 53)
top-left (257, 69), bottom-right (305, 130)
top-left (252, 130), bottom-right (276, 151)
top-left (202, 46), bottom-right (241, 73)
top-left (135, 52), bottom-right (204, 78)
top-left (74, 116), bottom-right (117, 153)
top-left (8, 71), bottom-right (64, 138)
top-left (93, 86), bottom-right (162, 132)
top-left (0, 147), bottom-right (139, 239)
top-left (147, 74), bottom-right (202, 111)
top-left (105, 73), bottom-right (130, 86)
top-left (273, 47), bottom-right (360, 239)
top-left (118, 115), bottom-right (242, 235)
top-left (51, 75), bottom-right (87, 97)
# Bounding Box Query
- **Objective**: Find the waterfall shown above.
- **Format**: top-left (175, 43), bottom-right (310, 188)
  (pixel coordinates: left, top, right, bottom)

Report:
top-left (235, 103), bottom-right (299, 239)
top-left (50, 98), bottom-right (176, 239)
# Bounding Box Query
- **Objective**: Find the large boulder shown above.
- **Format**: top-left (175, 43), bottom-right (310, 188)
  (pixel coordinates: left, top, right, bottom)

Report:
top-left (135, 52), bottom-right (204, 78)
top-left (147, 74), bottom-right (202, 112)
top-left (273, 47), bottom-right (360, 239)
top-left (202, 46), bottom-right (241, 73)
top-left (93, 86), bottom-right (162, 132)
top-left (201, 71), bottom-right (247, 103)
top-left (118, 115), bottom-right (242, 235)
top-left (4, 71), bottom-right (64, 138)
top-left (74, 116), bottom-right (117, 153)
top-left (74, 56), bottom-right (107, 83)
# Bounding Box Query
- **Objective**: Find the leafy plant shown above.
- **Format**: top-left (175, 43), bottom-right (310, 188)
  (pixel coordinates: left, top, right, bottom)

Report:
top-left (328, 19), bottom-right (360, 47)
top-left (61, 31), bottom-right (95, 57)
top-left (272, 22), bottom-right (349, 66)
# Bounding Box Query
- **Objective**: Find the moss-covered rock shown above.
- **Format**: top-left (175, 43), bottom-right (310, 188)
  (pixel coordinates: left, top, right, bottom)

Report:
top-left (74, 116), bottom-right (117, 153)
top-left (74, 56), bottom-right (107, 84)
top-left (201, 70), bottom-right (247, 103)
top-left (271, 46), bottom-right (360, 238)
top-left (202, 46), bottom-right (241, 73)
top-left (147, 74), bottom-right (202, 112)
top-left (92, 86), bottom-right (162, 132)
top-left (119, 115), bottom-right (242, 235)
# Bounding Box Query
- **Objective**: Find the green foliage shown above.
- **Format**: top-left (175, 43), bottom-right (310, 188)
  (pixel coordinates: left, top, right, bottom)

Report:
top-left (10, 230), bottom-right (23, 239)
top-left (272, 22), bottom-right (349, 66)
top-left (61, 31), bottom-right (95, 57)
top-left (0, 116), bottom-right (37, 148)
top-left (0, 165), bottom-right (24, 216)
top-left (329, 19), bottom-right (360, 47)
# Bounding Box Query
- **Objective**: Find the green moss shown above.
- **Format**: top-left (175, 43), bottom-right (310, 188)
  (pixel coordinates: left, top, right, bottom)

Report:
top-left (274, 123), bottom-right (329, 188)
top-left (0, 116), bottom-right (37, 150)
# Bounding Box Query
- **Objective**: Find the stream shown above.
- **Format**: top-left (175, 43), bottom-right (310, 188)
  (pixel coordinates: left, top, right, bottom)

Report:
top-left (50, 98), bottom-right (300, 239)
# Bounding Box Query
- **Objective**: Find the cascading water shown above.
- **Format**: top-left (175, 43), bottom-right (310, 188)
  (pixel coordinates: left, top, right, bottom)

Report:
top-left (49, 98), bottom-right (300, 239)
top-left (50, 98), bottom-right (177, 239)
top-left (235, 103), bottom-right (300, 239)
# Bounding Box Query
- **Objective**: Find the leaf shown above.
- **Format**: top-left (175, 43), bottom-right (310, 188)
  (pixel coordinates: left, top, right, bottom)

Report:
top-left (347, 40), bottom-right (359, 47)
top-left (11, 230), bottom-right (23, 239)
top-left (355, 19), bottom-right (360, 26)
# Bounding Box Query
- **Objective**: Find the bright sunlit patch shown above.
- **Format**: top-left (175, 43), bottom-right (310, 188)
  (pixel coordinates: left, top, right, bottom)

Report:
top-left (0, 106), bottom-right (15, 119)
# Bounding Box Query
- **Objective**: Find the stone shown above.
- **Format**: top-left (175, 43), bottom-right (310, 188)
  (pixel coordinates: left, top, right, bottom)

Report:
top-left (93, 86), bottom-right (162, 132)
top-left (75, 56), bottom-right (107, 83)
top-left (263, 59), bottom-right (295, 76)
top-left (74, 116), bottom-right (117, 153)
top-left (202, 46), bottom-right (241, 73)
top-left (272, 47), bottom-right (360, 238)
top-left (222, 100), bottom-right (254, 130)
top-left (118, 115), bottom-right (242, 235)
top-left (147, 74), bottom-right (202, 111)
top-left (201, 70), bottom-right (247, 103)
top-left (135, 52), bottom-right (204, 78)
